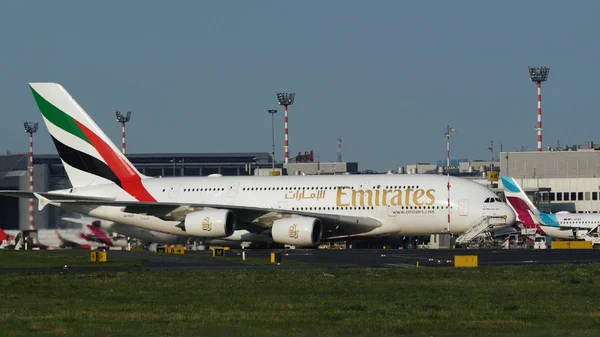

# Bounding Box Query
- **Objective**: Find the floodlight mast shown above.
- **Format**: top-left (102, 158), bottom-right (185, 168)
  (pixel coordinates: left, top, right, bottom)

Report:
top-left (24, 121), bottom-right (39, 230)
top-left (115, 110), bottom-right (132, 250)
top-left (528, 66), bottom-right (550, 152)
top-left (489, 140), bottom-right (494, 174)
top-left (267, 109), bottom-right (278, 171)
top-left (276, 92), bottom-right (295, 164)
top-left (115, 110), bottom-right (132, 155)
top-left (444, 125), bottom-right (456, 233)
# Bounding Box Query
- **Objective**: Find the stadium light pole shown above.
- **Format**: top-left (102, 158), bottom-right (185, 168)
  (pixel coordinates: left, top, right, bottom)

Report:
top-left (267, 109), bottom-right (278, 171)
top-left (528, 66), bottom-right (550, 152)
top-left (24, 121), bottom-right (39, 230)
top-left (445, 125), bottom-right (456, 233)
top-left (489, 140), bottom-right (494, 174)
top-left (115, 110), bottom-right (132, 155)
top-left (276, 93), bottom-right (295, 164)
top-left (115, 110), bottom-right (132, 250)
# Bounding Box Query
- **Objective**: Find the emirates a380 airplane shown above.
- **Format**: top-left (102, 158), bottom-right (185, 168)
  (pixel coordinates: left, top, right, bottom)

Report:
top-left (0, 83), bottom-right (516, 246)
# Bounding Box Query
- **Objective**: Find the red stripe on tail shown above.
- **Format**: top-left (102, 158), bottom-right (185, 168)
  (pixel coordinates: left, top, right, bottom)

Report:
top-left (505, 196), bottom-right (545, 235)
top-left (75, 121), bottom-right (156, 202)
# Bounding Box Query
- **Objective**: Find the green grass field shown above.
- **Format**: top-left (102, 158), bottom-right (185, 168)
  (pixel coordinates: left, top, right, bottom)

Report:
top-left (1, 260), bottom-right (600, 337)
top-left (0, 250), bottom-right (144, 269)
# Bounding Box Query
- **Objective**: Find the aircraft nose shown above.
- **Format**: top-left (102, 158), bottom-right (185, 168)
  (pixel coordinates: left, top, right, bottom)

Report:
top-left (503, 205), bottom-right (516, 225)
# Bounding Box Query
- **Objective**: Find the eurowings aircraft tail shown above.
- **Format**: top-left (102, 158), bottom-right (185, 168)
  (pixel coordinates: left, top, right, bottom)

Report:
top-left (29, 83), bottom-right (156, 201)
top-left (501, 176), bottom-right (557, 232)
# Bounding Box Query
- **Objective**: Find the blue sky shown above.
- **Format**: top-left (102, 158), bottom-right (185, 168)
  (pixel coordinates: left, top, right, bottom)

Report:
top-left (1, 1), bottom-right (599, 172)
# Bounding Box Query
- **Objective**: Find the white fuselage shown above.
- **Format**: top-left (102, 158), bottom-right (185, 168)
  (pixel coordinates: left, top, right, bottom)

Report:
top-left (3, 229), bottom-right (125, 249)
top-left (55, 174), bottom-right (515, 239)
top-left (540, 214), bottom-right (600, 240)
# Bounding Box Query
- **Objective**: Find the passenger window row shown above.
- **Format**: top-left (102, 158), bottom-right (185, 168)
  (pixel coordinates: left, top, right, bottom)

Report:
top-left (161, 188), bottom-right (225, 192)
top-left (183, 188), bottom-right (225, 192)
top-left (563, 221), bottom-right (599, 224)
top-left (290, 205), bottom-right (447, 211)
top-left (242, 185), bottom-right (420, 191)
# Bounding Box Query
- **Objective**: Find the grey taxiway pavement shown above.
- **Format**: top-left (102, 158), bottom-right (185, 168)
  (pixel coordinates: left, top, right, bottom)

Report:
top-left (1, 248), bottom-right (600, 274)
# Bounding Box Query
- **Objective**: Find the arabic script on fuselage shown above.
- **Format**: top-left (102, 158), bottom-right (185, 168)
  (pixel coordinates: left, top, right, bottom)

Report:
top-left (283, 187), bottom-right (436, 207)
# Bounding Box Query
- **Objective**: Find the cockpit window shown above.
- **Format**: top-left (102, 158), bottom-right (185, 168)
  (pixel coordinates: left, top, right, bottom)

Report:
top-left (495, 198), bottom-right (502, 202)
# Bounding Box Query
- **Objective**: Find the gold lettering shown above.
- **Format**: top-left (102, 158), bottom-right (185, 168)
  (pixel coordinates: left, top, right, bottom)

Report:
top-left (404, 187), bottom-right (413, 206)
top-left (336, 187), bottom-right (350, 207)
top-left (412, 189), bottom-right (425, 206)
top-left (390, 190), bottom-right (403, 206)
top-left (352, 190), bottom-right (373, 207)
top-left (381, 190), bottom-right (392, 206)
top-left (425, 189), bottom-right (436, 206)
top-left (326, 187), bottom-right (436, 208)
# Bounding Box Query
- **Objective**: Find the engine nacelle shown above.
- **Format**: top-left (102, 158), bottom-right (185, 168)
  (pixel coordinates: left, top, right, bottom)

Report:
top-left (272, 217), bottom-right (323, 246)
top-left (178, 209), bottom-right (235, 238)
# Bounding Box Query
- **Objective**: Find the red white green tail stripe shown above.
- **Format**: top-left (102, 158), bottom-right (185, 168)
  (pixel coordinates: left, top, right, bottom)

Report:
top-left (29, 83), bottom-right (156, 202)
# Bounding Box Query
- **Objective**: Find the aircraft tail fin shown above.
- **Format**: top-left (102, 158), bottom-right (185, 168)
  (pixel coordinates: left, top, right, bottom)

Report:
top-left (28, 83), bottom-right (156, 202)
top-left (501, 176), bottom-right (542, 230)
top-left (0, 228), bottom-right (14, 242)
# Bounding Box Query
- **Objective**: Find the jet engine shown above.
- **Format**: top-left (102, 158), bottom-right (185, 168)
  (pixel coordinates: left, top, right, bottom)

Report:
top-left (177, 209), bottom-right (235, 238)
top-left (271, 217), bottom-right (323, 246)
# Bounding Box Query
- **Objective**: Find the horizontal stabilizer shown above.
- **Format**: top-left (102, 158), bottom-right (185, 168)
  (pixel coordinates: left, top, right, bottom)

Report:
top-left (0, 190), bottom-right (116, 210)
top-left (0, 190), bottom-right (116, 201)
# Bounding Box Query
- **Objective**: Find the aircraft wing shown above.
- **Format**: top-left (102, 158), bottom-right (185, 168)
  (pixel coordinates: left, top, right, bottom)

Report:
top-left (61, 217), bottom-right (93, 226)
top-left (6, 191), bottom-right (383, 238)
top-left (65, 200), bottom-right (382, 237)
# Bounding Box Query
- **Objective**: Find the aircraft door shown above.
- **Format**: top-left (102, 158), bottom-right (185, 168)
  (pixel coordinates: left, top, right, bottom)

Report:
top-left (169, 184), bottom-right (180, 199)
top-left (459, 199), bottom-right (469, 216)
top-left (228, 182), bottom-right (239, 198)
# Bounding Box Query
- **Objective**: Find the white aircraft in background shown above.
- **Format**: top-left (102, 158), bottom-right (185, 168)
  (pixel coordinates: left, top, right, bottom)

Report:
top-left (61, 215), bottom-right (184, 246)
top-left (61, 215), bottom-right (273, 249)
top-left (502, 176), bottom-right (600, 240)
top-left (0, 225), bottom-right (125, 250)
top-left (0, 83), bottom-right (516, 246)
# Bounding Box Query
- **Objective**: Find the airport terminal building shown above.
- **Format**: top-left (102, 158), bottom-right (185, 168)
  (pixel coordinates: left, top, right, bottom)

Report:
top-left (404, 143), bottom-right (600, 214)
top-left (495, 148), bottom-right (600, 213)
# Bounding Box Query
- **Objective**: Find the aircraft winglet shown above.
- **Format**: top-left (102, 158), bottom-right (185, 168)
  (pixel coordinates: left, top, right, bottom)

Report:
top-left (34, 192), bottom-right (52, 211)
